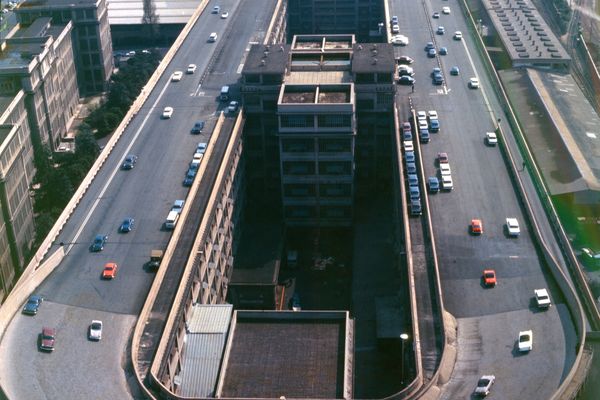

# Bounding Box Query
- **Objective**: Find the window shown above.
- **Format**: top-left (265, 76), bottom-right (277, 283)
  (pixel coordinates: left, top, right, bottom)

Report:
top-left (283, 161), bottom-right (314, 175)
top-left (280, 114), bottom-right (313, 128)
top-left (282, 138), bottom-right (313, 152)
top-left (319, 138), bottom-right (351, 152)
top-left (284, 184), bottom-right (315, 197)
top-left (321, 184), bottom-right (351, 197)
top-left (244, 74), bottom-right (260, 84)
top-left (317, 114), bottom-right (351, 128)
top-left (320, 161), bottom-right (350, 175)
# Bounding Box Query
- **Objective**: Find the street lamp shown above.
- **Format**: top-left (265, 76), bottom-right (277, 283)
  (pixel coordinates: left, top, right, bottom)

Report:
top-left (400, 333), bottom-right (409, 384)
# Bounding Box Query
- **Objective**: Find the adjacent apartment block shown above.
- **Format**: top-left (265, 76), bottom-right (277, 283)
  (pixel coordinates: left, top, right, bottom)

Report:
top-left (15, 0), bottom-right (114, 95)
top-left (241, 34), bottom-right (394, 227)
top-left (0, 18), bottom-right (80, 150)
top-left (0, 93), bottom-right (36, 302)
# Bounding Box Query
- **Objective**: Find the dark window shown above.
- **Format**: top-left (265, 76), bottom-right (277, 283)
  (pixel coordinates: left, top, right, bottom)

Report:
top-left (282, 138), bottom-right (313, 152)
top-left (280, 114), bottom-right (313, 128)
top-left (317, 114), bottom-right (351, 128)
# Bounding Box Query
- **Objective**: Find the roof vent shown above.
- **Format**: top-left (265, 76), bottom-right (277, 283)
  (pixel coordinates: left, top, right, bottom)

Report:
top-left (261, 59), bottom-right (266, 66)
top-left (372, 58), bottom-right (378, 64)
top-left (372, 49), bottom-right (378, 56)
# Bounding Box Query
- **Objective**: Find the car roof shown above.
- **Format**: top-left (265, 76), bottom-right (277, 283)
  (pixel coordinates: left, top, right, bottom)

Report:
top-left (42, 327), bottom-right (55, 335)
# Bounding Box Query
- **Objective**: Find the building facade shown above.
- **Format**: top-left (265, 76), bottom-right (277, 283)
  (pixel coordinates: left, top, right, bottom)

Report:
top-left (0, 92), bottom-right (36, 302)
top-left (241, 34), bottom-right (394, 227)
top-left (15, 0), bottom-right (114, 95)
top-left (0, 18), bottom-right (80, 150)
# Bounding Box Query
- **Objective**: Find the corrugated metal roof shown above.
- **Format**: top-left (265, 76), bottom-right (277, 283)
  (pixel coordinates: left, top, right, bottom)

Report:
top-left (179, 305), bottom-right (233, 398)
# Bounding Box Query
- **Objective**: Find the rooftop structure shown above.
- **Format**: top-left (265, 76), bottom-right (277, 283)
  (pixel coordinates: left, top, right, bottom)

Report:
top-left (107, 0), bottom-right (199, 25)
top-left (482, 0), bottom-right (570, 67)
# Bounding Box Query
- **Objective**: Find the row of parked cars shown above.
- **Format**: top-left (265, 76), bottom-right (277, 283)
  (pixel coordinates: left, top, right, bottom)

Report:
top-left (183, 142), bottom-right (207, 187)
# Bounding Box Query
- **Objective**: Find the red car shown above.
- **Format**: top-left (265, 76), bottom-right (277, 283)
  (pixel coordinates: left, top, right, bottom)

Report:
top-left (402, 122), bottom-right (412, 133)
top-left (40, 327), bottom-right (56, 351)
top-left (437, 152), bottom-right (449, 164)
top-left (483, 269), bottom-right (496, 287)
top-left (102, 262), bottom-right (118, 279)
top-left (471, 219), bottom-right (483, 235)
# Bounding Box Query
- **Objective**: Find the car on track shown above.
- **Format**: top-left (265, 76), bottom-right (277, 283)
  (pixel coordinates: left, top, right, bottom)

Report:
top-left (191, 120), bottom-right (205, 134)
top-left (171, 71), bottom-right (183, 82)
top-left (454, 31), bottom-right (463, 40)
top-left (428, 176), bottom-right (440, 193)
top-left (433, 72), bottom-right (444, 85)
top-left (474, 375), bottom-right (495, 396)
top-left (398, 75), bottom-right (415, 85)
top-left (534, 288), bottom-right (551, 309)
top-left (486, 131), bottom-right (498, 145)
top-left (119, 217), bottom-right (134, 233)
top-left (440, 163), bottom-right (451, 176)
top-left (450, 66), bottom-right (460, 75)
top-left (437, 152), bottom-right (449, 164)
top-left (102, 262), bottom-right (118, 279)
top-left (469, 77), bottom-right (480, 88)
top-left (506, 217), bottom-right (520, 236)
top-left (391, 24), bottom-right (400, 34)
top-left (397, 55), bottom-right (414, 64)
top-left (121, 154), bottom-right (138, 170)
top-left (471, 219), bottom-right (483, 235)
top-left (186, 64), bottom-right (197, 74)
top-left (441, 174), bottom-right (453, 190)
top-left (518, 330), bottom-right (533, 352)
top-left (88, 320), bottom-right (103, 341)
top-left (22, 295), bottom-right (43, 315)
top-left (482, 269), bottom-right (496, 287)
top-left (91, 234), bottom-right (108, 252)
top-left (428, 110), bottom-right (438, 120)
top-left (39, 327), bottom-right (56, 352)
top-left (162, 106), bottom-right (174, 119)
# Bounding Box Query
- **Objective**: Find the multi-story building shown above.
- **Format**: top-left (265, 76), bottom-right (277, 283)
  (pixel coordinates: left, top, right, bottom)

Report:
top-left (241, 34), bottom-right (394, 227)
top-left (0, 18), bottom-right (80, 150)
top-left (15, 0), bottom-right (114, 95)
top-left (0, 92), bottom-right (36, 302)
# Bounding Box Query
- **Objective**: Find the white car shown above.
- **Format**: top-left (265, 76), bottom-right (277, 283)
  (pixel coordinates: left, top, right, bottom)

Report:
top-left (221, 12), bottom-right (229, 19)
top-left (428, 110), bottom-right (438, 120)
top-left (417, 111), bottom-right (427, 121)
top-left (162, 106), bottom-right (174, 119)
top-left (398, 65), bottom-right (414, 75)
top-left (486, 131), bottom-right (498, 145)
top-left (441, 175), bottom-right (453, 190)
top-left (186, 64), bottom-right (197, 74)
top-left (391, 35), bottom-right (409, 46)
top-left (88, 320), bottom-right (103, 341)
top-left (469, 77), bottom-right (480, 89)
top-left (208, 32), bottom-right (218, 42)
top-left (442, 6), bottom-right (451, 14)
top-left (172, 199), bottom-right (185, 214)
top-left (228, 101), bottom-right (239, 113)
top-left (454, 31), bottom-right (463, 40)
top-left (391, 24), bottom-right (400, 34)
top-left (211, 6), bottom-right (220, 14)
top-left (404, 140), bottom-right (414, 152)
top-left (440, 163), bottom-right (452, 176)
top-left (506, 217), bottom-right (520, 236)
top-left (518, 330), bottom-right (533, 352)
top-left (418, 120), bottom-right (428, 130)
top-left (171, 71), bottom-right (183, 82)
top-left (534, 288), bottom-right (551, 309)
top-left (474, 375), bottom-right (495, 397)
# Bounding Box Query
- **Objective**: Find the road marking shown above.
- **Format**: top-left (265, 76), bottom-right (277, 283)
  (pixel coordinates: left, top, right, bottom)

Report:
top-left (509, 255), bottom-right (520, 259)
top-left (461, 39), bottom-right (496, 125)
top-left (236, 63), bottom-right (244, 74)
top-left (65, 80), bottom-right (172, 255)
top-left (192, 83), bottom-right (202, 97)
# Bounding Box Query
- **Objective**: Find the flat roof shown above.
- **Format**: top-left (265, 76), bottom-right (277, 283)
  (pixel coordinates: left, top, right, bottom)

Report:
top-left (287, 70), bottom-right (350, 84)
top-left (107, 0), bottom-right (200, 25)
top-left (0, 38), bottom-right (47, 69)
top-left (12, 17), bottom-right (52, 37)
top-left (219, 311), bottom-right (351, 399)
top-left (351, 43), bottom-right (395, 73)
top-left (18, 0), bottom-right (99, 8)
top-left (482, 0), bottom-right (570, 65)
top-left (292, 34), bottom-right (355, 51)
top-left (243, 44), bottom-right (290, 75)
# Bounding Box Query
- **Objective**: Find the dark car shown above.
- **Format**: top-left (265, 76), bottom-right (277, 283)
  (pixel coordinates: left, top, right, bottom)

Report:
top-left (22, 295), bottom-right (43, 315)
top-left (183, 169), bottom-right (197, 187)
top-left (403, 131), bottom-right (413, 141)
top-left (398, 76), bottom-right (415, 86)
top-left (427, 48), bottom-right (437, 58)
top-left (409, 186), bottom-right (420, 201)
top-left (91, 234), bottom-right (108, 252)
top-left (407, 174), bottom-right (419, 187)
top-left (119, 217), bottom-right (135, 233)
top-left (425, 42), bottom-right (435, 51)
top-left (190, 120), bottom-right (205, 134)
top-left (428, 176), bottom-right (440, 193)
top-left (439, 47), bottom-right (448, 55)
top-left (121, 154), bottom-right (138, 170)
top-left (291, 293), bottom-right (301, 311)
top-left (450, 66), bottom-right (460, 75)
top-left (433, 73), bottom-right (444, 85)
top-left (397, 55), bottom-right (414, 65)
top-left (39, 327), bottom-right (56, 352)
top-left (410, 199), bottom-right (422, 216)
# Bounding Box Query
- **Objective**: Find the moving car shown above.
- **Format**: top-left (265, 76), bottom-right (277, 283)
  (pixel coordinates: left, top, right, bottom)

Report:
top-left (534, 288), bottom-right (551, 309)
top-left (91, 234), bottom-right (108, 252)
top-left (191, 120), bottom-right (205, 134)
top-left (436, 26), bottom-right (445, 35)
top-left (397, 55), bottom-right (414, 64)
top-left (432, 12), bottom-right (440, 18)
top-left (471, 219), bottom-right (483, 235)
top-left (441, 175), bottom-right (453, 190)
top-left (88, 320), bottom-right (103, 341)
top-left (486, 131), bottom-right (498, 145)
top-left (119, 217), bottom-right (134, 233)
top-left (474, 375), bottom-right (495, 397)
top-left (23, 295), bottom-right (43, 315)
top-left (391, 24), bottom-right (400, 34)
top-left (506, 217), bottom-right (520, 236)
top-left (454, 31), bottom-right (463, 40)
top-left (186, 64), bottom-right (197, 74)
top-left (211, 6), bottom-right (220, 13)
top-left (221, 11), bottom-right (229, 19)
top-left (518, 330), bottom-right (533, 352)
top-left (162, 106), bottom-right (174, 119)
top-left (433, 72), bottom-right (444, 85)
top-left (391, 16), bottom-right (399, 25)
top-left (102, 262), bottom-right (118, 279)
top-left (418, 119), bottom-right (428, 130)
top-left (228, 101), bottom-right (239, 113)
top-left (208, 32), bottom-right (218, 42)
top-left (482, 269), bottom-right (496, 287)
top-left (439, 46), bottom-right (448, 55)
top-left (442, 6), bottom-right (451, 14)
top-left (450, 66), bottom-right (460, 75)
top-left (428, 176), bottom-right (440, 193)
top-left (121, 154), bottom-right (138, 170)
top-left (427, 48), bottom-right (437, 58)
top-left (398, 75), bottom-right (415, 85)
top-left (40, 327), bottom-right (56, 352)
top-left (469, 77), bottom-right (480, 88)
top-left (428, 110), bottom-right (438, 120)
top-left (171, 71), bottom-right (183, 82)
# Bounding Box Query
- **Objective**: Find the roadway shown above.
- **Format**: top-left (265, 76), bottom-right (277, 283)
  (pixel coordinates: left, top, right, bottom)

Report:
top-left (0, 0), bottom-right (276, 398)
top-left (390, 0), bottom-right (577, 398)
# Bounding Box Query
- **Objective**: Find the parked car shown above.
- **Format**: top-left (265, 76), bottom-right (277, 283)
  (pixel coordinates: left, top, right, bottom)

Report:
top-left (183, 169), bottom-right (197, 186)
top-left (437, 152), bottom-right (449, 164)
top-left (172, 200), bottom-right (185, 214)
top-left (419, 129), bottom-right (430, 143)
top-left (410, 199), bottom-right (422, 216)
top-left (397, 55), bottom-right (414, 64)
top-left (406, 162), bottom-right (417, 175)
top-left (196, 142), bottom-right (208, 154)
top-left (429, 119), bottom-right (440, 132)
top-left (191, 120), bottom-right (205, 134)
top-left (228, 101), bottom-right (239, 113)
top-left (22, 295), bottom-right (43, 315)
top-left (518, 330), bottom-right (533, 352)
top-left (88, 320), bottom-right (103, 341)
top-left (39, 327), bottom-right (56, 352)
top-left (91, 234), bottom-right (108, 252)
top-left (428, 177), bottom-right (440, 193)
top-left (534, 288), bottom-right (551, 309)
top-left (407, 174), bottom-right (419, 187)
top-left (441, 175), bottom-right (453, 190)
top-left (409, 186), bottom-right (420, 200)
top-left (474, 375), bottom-right (495, 397)
top-left (398, 75), bottom-right (415, 85)
top-left (471, 219), bottom-right (483, 235)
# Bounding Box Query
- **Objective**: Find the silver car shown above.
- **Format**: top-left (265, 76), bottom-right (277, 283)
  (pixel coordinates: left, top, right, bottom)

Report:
top-left (474, 375), bottom-right (495, 396)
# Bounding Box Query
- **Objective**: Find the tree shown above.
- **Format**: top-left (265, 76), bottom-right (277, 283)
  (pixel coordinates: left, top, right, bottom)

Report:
top-left (75, 129), bottom-right (100, 160)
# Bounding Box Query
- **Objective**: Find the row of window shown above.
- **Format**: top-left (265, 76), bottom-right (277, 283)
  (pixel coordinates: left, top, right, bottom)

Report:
top-left (280, 114), bottom-right (353, 129)
top-left (282, 161), bottom-right (352, 175)
top-left (285, 205), bottom-right (352, 219)
top-left (284, 183), bottom-right (352, 197)
top-left (281, 138), bottom-right (352, 153)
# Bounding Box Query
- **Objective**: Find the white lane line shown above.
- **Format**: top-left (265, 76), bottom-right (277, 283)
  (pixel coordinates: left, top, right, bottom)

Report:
top-left (461, 39), bottom-right (496, 123)
top-left (236, 63), bottom-right (244, 74)
top-left (192, 83), bottom-right (202, 97)
top-left (65, 81), bottom-right (172, 255)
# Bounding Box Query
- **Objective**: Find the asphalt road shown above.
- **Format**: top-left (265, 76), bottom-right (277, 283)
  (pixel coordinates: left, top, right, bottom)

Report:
top-left (390, 0), bottom-right (576, 398)
top-left (0, 0), bottom-right (276, 399)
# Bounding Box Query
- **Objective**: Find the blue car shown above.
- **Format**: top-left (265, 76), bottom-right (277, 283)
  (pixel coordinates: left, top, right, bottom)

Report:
top-left (420, 129), bottom-right (431, 143)
top-left (120, 217), bottom-right (135, 233)
top-left (428, 48), bottom-right (437, 58)
top-left (183, 169), bottom-right (197, 186)
top-left (405, 151), bottom-right (416, 163)
top-left (22, 295), bottom-right (43, 315)
top-left (407, 174), bottom-right (419, 187)
top-left (409, 186), bottom-right (420, 200)
top-left (428, 176), bottom-right (440, 193)
top-left (406, 162), bottom-right (417, 174)
top-left (91, 234), bottom-right (108, 252)
top-left (429, 119), bottom-right (440, 132)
